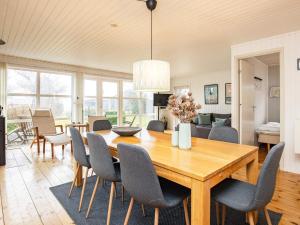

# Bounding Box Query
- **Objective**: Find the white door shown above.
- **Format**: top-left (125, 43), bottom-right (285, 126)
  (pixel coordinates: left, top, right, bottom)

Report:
top-left (239, 59), bottom-right (255, 145)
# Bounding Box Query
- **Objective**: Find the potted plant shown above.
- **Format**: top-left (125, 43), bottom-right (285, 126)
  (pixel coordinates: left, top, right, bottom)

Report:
top-left (167, 92), bottom-right (201, 149)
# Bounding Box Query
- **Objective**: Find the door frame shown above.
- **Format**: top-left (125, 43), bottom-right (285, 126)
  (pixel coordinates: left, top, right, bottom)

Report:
top-left (232, 48), bottom-right (284, 145)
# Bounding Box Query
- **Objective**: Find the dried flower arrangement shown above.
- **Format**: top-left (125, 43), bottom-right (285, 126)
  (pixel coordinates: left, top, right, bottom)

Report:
top-left (167, 92), bottom-right (201, 123)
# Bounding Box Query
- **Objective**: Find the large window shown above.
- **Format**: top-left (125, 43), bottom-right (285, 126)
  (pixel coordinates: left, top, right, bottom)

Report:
top-left (7, 68), bottom-right (73, 133)
top-left (83, 77), bottom-right (155, 127)
top-left (122, 81), bottom-right (155, 127)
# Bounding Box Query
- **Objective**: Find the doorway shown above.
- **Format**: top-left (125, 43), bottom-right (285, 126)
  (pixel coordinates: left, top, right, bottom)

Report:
top-left (239, 53), bottom-right (281, 161)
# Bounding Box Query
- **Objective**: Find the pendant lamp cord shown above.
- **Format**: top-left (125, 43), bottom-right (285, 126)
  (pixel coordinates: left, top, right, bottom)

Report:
top-left (151, 10), bottom-right (153, 60)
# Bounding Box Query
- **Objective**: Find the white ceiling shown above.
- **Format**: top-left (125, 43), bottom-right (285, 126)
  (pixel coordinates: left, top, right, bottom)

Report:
top-left (0, 0), bottom-right (300, 77)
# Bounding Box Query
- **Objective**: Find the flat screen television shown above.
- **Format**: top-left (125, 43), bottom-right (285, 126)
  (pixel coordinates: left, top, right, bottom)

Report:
top-left (153, 94), bottom-right (171, 107)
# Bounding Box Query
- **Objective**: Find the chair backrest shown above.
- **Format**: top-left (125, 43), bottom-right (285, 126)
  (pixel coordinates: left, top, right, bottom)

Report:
top-left (208, 126), bottom-right (239, 143)
top-left (253, 142), bottom-right (285, 208)
top-left (29, 109), bottom-right (56, 136)
top-left (93, 119), bottom-right (112, 131)
top-left (117, 143), bottom-right (165, 207)
top-left (87, 133), bottom-right (117, 181)
top-left (147, 120), bottom-right (165, 132)
top-left (69, 127), bottom-right (90, 167)
top-left (87, 115), bottom-right (106, 131)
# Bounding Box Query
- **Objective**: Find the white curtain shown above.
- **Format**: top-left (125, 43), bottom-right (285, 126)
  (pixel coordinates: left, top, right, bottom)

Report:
top-left (0, 62), bottom-right (7, 116)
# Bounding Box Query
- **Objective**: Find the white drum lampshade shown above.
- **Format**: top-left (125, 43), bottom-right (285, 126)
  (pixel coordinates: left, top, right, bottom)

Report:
top-left (133, 60), bottom-right (170, 92)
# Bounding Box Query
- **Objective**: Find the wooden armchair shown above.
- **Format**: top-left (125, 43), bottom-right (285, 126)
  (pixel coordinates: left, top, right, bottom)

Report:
top-left (29, 109), bottom-right (72, 158)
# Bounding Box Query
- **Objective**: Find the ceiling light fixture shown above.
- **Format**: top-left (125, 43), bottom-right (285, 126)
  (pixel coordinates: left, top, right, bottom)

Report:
top-left (133, 0), bottom-right (170, 92)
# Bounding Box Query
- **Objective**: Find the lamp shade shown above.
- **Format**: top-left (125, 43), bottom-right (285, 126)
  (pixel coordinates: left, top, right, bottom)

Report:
top-left (133, 60), bottom-right (170, 92)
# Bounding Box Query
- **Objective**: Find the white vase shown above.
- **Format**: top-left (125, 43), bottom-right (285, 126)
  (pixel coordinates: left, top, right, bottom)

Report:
top-left (171, 130), bottom-right (179, 146)
top-left (179, 123), bottom-right (191, 150)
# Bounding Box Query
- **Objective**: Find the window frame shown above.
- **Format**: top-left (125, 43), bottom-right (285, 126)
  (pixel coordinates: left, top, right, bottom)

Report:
top-left (6, 66), bottom-right (75, 123)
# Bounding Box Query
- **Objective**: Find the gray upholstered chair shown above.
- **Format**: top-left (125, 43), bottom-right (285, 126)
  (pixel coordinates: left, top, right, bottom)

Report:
top-left (68, 127), bottom-right (91, 212)
top-left (85, 133), bottom-right (122, 224)
top-left (147, 120), bottom-right (165, 132)
top-left (93, 119), bottom-right (112, 131)
top-left (117, 143), bottom-right (190, 225)
top-left (212, 142), bottom-right (285, 225)
top-left (208, 126), bottom-right (239, 143)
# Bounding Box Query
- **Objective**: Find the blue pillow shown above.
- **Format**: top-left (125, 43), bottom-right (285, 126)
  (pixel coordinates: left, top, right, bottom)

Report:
top-left (212, 118), bottom-right (226, 127)
top-left (198, 113), bottom-right (211, 125)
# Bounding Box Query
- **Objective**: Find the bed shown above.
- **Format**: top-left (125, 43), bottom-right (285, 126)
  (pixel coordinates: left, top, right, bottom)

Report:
top-left (256, 122), bottom-right (280, 151)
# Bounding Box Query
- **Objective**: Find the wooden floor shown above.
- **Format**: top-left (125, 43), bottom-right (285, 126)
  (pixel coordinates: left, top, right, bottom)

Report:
top-left (0, 144), bottom-right (299, 225)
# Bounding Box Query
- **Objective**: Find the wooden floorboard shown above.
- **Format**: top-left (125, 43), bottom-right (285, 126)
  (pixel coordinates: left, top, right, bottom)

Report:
top-left (0, 144), bottom-right (299, 225)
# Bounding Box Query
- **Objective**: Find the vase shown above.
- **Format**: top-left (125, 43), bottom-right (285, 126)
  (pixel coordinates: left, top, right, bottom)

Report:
top-left (178, 123), bottom-right (191, 149)
top-left (171, 130), bottom-right (179, 146)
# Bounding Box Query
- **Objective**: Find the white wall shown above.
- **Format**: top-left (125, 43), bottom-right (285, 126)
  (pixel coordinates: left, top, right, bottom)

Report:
top-left (231, 30), bottom-right (300, 174)
top-left (172, 70), bottom-right (231, 114)
top-left (268, 65), bottom-right (280, 122)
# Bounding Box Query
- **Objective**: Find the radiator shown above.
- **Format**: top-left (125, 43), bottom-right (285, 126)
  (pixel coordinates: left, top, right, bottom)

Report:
top-left (295, 120), bottom-right (300, 154)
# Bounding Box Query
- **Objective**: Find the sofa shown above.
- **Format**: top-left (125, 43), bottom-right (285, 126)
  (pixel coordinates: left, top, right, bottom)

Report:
top-left (191, 113), bottom-right (232, 139)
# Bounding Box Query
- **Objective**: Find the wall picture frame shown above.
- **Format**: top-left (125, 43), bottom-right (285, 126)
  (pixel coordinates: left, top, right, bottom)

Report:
top-left (204, 84), bottom-right (218, 104)
top-left (225, 83), bottom-right (232, 104)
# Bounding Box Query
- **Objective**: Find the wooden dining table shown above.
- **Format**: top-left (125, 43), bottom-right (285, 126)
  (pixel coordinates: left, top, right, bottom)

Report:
top-left (78, 129), bottom-right (258, 225)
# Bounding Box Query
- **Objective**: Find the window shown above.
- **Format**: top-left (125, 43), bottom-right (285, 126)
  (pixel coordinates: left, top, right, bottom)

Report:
top-left (102, 81), bottom-right (119, 126)
top-left (6, 68), bottom-right (73, 134)
top-left (174, 86), bottom-right (190, 96)
top-left (83, 77), bottom-right (155, 128)
top-left (83, 79), bottom-right (97, 121)
top-left (122, 81), bottom-right (155, 127)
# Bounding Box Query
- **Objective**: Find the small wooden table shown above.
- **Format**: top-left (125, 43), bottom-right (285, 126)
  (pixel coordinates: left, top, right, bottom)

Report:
top-left (79, 130), bottom-right (258, 225)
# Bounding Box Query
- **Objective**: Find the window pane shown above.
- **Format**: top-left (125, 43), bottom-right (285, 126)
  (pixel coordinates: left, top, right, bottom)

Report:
top-left (7, 69), bottom-right (37, 94)
top-left (123, 81), bottom-right (138, 98)
top-left (7, 96), bottom-right (36, 120)
top-left (103, 98), bottom-right (118, 125)
top-left (122, 99), bottom-right (139, 125)
top-left (103, 81), bottom-right (118, 97)
top-left (40, 97), bottom-right (72, 120)
top-left (84, 79), bottom-right (97, 97)
top-left (84, 97), bottom-right (97, 121)
top-left (40, 72), bottom-right (72, 95)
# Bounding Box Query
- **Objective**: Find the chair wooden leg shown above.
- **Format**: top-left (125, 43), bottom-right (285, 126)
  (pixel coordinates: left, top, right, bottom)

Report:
top-left (114, 182), bottom-right (117, 199)
top-left (222, 205), bottom-right (226, 225)
top-left (37, 136), bottom-right (40, 154)
top-left (30, 139), bottom-right (35, 148)
top-left (124, 197), bottom-right (134, 225)
top-left (86, 176), bottom-right (100, 218)
top-left (106, 182), bottom-right (115, 225)
top-left (141, 204), bottom-right (146, 217)
top-left (216, 202), bottom-right (220, 225)
top-left (248, 211), bottom-right (255, 225)
top-left (183, 198), bottom-right (190, 225)
top-left (121, 185), bottom-right (125, 203)
top-left (70, 140), bottom-right (73, 154)
top-left (68, 165), bottom-right (80, 197)
top-left (154, 208), bottom-right (159, 225)
top-left (43, 138), bottom-right (46, 154)
top-left (264, 208), bottom-right (272, 225)
top-left (62, 145), bottom-right (65, 156)
top-left (51, 144), bottom-right (55, 159)
top-left (78, 167), bottom-right (89, 212)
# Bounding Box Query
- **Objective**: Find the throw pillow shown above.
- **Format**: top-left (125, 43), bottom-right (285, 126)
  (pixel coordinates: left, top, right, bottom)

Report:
top-left (224, 118), bottom-right (232, 127)
top-left (212, 118), bottom-right (226, 127)
top-left (198, 113), bottom-right (211, 125)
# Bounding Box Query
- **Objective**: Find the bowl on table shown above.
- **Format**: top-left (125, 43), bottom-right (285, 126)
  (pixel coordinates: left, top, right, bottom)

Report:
top-left (111, 127), bottom-right (142, 136)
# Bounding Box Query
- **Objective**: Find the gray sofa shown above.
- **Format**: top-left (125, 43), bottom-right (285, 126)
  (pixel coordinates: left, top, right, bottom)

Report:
top-left (191, 113), bottom-right (231, 139)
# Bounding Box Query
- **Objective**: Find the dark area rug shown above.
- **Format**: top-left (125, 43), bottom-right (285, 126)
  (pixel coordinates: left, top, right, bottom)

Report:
top-left (50, 176), bottom-right (281, 225)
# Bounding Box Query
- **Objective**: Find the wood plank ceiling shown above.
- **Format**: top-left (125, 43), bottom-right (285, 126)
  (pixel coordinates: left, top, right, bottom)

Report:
top-left (0, 0), bottom-right (300, 76)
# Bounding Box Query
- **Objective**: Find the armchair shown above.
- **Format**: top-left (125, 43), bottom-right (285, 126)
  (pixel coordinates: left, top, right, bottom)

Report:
top-left (29, 109), bottom-right (72, 159)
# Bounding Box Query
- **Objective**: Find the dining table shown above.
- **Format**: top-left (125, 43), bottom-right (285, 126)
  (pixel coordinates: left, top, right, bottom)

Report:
top-left (78, 129), bottom-right (258, 225)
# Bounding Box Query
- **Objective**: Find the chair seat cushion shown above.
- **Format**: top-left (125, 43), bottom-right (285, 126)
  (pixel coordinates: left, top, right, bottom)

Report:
top-left (45, 134), bottom-right (71, 146)
top-left (159, 177), bottom-right (190, 208)
top-left (212, 178), bottom-right (256, 212)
